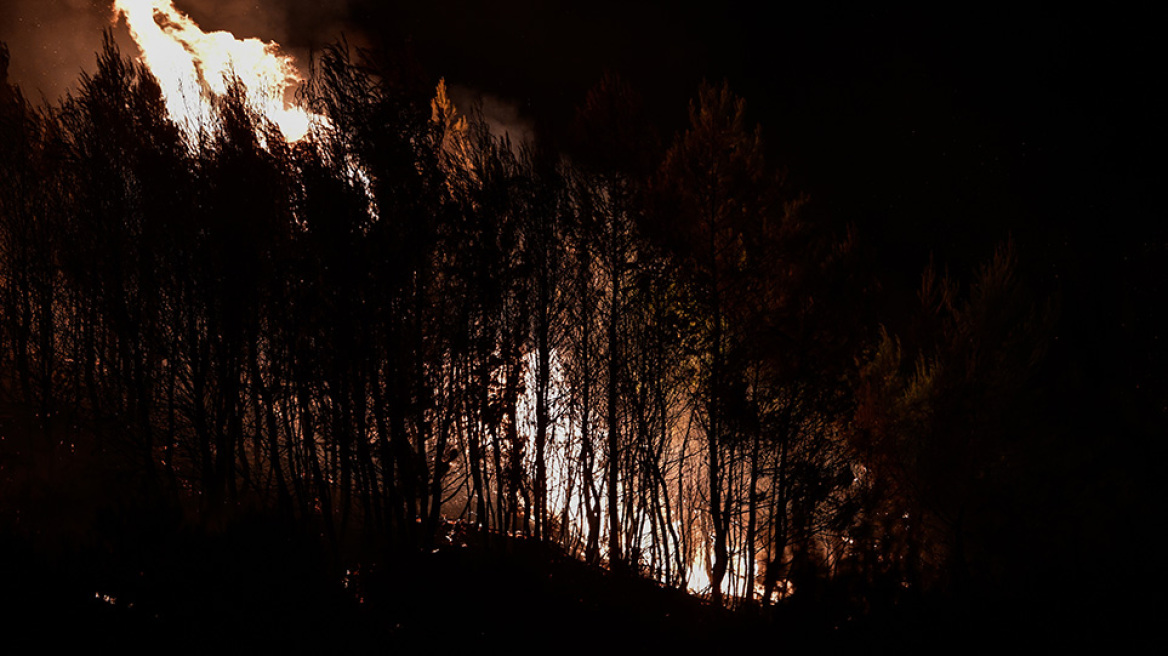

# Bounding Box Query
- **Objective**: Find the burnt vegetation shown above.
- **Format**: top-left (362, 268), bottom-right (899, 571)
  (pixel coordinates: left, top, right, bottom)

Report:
top-left (0, 37), bottom-right (1159, 651)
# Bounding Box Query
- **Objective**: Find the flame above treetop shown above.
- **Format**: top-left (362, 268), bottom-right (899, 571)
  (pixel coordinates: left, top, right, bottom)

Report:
top-left (113, 0), bottom-right (319, 142)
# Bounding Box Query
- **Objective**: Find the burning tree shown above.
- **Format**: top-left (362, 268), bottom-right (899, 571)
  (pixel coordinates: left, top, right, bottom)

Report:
top-left (1, 6), bottom-right (1088, 643)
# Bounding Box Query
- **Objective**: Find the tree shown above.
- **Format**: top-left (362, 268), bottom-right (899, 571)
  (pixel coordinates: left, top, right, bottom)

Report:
top-left (852, 239), bottom-right (1054, 596)
top-left (569, 73), bottom-right (659, 571)
top-left (656, 81), bottom-right (770, 605)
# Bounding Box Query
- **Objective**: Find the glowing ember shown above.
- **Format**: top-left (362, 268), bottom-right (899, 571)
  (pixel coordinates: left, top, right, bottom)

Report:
top-left (113, 0), bottom-right (319, 141)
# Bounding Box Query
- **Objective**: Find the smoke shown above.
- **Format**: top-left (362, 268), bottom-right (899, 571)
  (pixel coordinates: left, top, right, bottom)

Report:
top-left (171, 1), bottom-right (368, 65)
top-left (0, 1), bottom-right (364, 102)
top-left (0, 0), bottom-right (121, 101)
top-left (449, 84), bottom-right (534, 150)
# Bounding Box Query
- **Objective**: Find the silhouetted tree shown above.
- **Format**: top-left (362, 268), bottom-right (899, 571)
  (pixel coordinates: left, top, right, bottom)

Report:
top-left (852, 239), bottom-right (1054, 598)
top-left (656, 81), bottom-right (771, 605)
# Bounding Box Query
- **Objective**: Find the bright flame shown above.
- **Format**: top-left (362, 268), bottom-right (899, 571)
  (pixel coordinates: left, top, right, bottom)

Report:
top-left (113, 0), bottom-right (319, 141)
top-left (515, 349), bottom-right (785, 603)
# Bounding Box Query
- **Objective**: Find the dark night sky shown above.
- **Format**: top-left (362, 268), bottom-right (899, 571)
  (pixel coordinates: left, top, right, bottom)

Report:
top-left (1, 3), bottom-right (1157, 257)
top-left (1, 1), bottom-right (1162, 414)
top-left (356, 2), bottom-right (1163, 391)
top-left (337, 2), bottom-right (1160, 276)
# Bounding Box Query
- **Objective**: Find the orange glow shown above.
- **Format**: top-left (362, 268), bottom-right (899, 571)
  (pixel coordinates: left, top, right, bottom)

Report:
top-left (113, 0), bottom-right (320, 141)
top-left (516, 350), bottom-right (783, 602)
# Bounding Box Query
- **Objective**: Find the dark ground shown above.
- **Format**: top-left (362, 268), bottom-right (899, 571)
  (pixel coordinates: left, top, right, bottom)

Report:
top-left (2, 467), bottom-right (1153, 656)
top-left (0, 385), bottom-right (1160, 655)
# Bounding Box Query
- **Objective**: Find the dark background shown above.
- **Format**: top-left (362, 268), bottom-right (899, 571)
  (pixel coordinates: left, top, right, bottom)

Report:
top-left (2, 0), bottom-right (1163, 547)
top-left (1, 0), bottom-right (1163, 634)
top-left (344, 1), bottom-right (1165, 442)
top-left (2, 2), bottom-right (1159, 273)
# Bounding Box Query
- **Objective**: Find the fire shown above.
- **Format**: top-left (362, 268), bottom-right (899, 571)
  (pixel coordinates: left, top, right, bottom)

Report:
top-left (515, 350), bottom-right (784, 603)
top-left (113, 0), bottom-right (319, 142)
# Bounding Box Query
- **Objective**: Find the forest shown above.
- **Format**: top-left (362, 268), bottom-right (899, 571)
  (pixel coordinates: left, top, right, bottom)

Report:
top-left (0, 30), bottom-right (1161, 652)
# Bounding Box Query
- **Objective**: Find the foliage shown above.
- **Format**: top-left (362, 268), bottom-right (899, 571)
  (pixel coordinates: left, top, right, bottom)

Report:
top-left (0, 35), bottom-right (1081, 638)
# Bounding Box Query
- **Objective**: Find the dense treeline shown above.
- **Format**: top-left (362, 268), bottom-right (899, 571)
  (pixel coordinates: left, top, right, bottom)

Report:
top-left (1, 36), bottom-right (1148, 640)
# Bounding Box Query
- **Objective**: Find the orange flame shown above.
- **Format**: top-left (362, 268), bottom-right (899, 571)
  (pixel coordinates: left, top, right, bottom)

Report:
top-left (515, 349), bottom-right (780, 602)
top-left (113, 0), bottom-right (319, 142)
